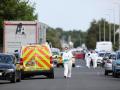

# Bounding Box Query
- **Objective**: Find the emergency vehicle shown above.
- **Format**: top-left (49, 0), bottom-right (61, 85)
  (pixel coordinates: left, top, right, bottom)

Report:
top-left (51, 48), bottom-right (62, 67)
top-left (20, 43), bottom-right (54, 79)
top-left (56, 52), bottom-right (64, 67)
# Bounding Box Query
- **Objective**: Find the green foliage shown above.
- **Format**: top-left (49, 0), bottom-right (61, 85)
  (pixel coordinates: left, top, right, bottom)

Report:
top-left (86, 19), bottom-right (119, 50)
top-left (0, 0), bottom-right (37, 29)
top-left (46, 27), bottom-right (87, 49)
top-left (0, 0), bottom-right (37, 47)
top-left (46, 27), bottom-right (63, 49)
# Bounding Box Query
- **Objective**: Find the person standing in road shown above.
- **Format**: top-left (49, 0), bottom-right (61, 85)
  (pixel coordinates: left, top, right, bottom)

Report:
top-left (62, 47), bottom-right (73, 79)
top-left (91, 50), bottom-right (98, 68)
top-left (85, 51), bottom-right (92, 68)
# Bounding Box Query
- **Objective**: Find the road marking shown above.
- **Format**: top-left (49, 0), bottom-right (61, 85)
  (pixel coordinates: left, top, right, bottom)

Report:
top-left (76, 65), bottom-right (84, 68)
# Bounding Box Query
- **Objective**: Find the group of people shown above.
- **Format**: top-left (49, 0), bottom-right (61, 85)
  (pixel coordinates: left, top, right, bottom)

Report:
top-left (62, 47), bottom-right (98, 79)
top-left (85, 50), bottom-right (98, 68)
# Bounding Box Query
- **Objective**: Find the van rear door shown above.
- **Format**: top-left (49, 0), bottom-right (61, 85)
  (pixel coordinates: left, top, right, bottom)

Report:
top-left (22, 45), bottom-right (52, 71)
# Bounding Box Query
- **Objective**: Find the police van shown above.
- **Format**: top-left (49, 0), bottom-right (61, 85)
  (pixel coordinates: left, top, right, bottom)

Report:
top-left (20, 43), bottom-right (54, 79)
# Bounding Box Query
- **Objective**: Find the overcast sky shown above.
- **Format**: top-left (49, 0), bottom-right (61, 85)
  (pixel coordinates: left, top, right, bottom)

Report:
top-left (30, 0), bottom-right (120, 31)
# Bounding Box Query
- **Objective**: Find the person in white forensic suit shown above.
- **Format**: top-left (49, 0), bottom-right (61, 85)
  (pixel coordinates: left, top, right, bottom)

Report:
top-left (85, 51), bottom-right (92, 68)
top-left (90, 50), bottom-right (98, 68)
top-left (62, 47), bottom-right (73, 79)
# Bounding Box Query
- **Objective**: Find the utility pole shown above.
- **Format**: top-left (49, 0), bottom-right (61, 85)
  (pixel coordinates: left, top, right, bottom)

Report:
top-left (108, 15), bottom-right (111, 41)
top-left (113, 9), bottom-right (116, 45)
top-left (79, 31), bottom-right (81, 46)
top-left (119, 5), bottom-right (120, 49)
top-left (99, 23), bottom-right (101, 41)
top-left (104, 19), bottom-right (106, 41)
top-left (105, 14), bottom-right (111, 41)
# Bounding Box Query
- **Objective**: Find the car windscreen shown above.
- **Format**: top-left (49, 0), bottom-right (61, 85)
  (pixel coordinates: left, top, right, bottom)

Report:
top-left (52, 52), bottom-right (59, 55)
top-left (98, 53), bottom-right (105, 57)
top-left (0, 55), bottom-right (13, 64)
top-left (105, 53), bottom-right (111, 57)
top-left (109, 54), bottom-right (116, 59)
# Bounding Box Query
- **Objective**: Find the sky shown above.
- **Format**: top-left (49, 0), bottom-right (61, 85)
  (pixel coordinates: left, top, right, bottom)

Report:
top-left (30, 0), bottom-right (120, 31)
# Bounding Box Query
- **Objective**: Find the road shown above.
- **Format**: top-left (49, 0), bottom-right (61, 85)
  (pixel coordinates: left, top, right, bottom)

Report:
top-left (0, 60), bottom-right (120, 90)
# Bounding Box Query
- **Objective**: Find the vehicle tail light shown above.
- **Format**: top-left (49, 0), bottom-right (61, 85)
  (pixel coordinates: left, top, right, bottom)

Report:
top-left (50, 56), bottom-right (53, 64)
top-left (20, 58), bottom-right (23, 65)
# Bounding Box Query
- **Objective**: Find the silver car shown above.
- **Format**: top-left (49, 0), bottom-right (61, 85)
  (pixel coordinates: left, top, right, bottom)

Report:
top-left (97, 52), bottom-right (105, 65)
top-left (104, 53), bottom-right (116, 75)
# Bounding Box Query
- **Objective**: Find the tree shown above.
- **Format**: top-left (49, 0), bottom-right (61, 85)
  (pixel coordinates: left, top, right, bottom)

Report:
top-left (46, 27), bottom-right (87, 49)
top-left (0, 0), bottom-right (37, 22)
top-left (46, 27), bottom-right (63, 49)
top-left (86, 19), bottom-right (119, 50)
top-left (0, 0), bottom-right (37, 47)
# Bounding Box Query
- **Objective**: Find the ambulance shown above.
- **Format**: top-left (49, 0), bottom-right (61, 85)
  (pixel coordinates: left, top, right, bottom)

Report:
top-left (20, 43), bottom-right (54, 79)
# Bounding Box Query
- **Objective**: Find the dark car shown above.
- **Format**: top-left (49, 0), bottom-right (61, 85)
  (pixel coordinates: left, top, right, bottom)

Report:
top-left (112, 51), bottom-right (120, 78)
top-left (0, 53), bottom-right (21, 83)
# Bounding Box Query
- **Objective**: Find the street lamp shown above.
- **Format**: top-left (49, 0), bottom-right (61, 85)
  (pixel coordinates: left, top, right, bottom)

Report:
top-left (113, 9), bottom-right (116, 45)
top-left (99, 23), bottom-right (101, 41)
top-left (104, 14), bottom-right (111, 41)
top-left (119, 5), bottom-right (120, 49)
top-left (104, 18), bottom-right (106, 41)
top-left (114, 2), bottom-right (120, 49)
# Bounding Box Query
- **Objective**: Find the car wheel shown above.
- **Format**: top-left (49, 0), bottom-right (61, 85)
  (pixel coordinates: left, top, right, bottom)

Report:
top-left (47, 69), bottom-right (54, 79)
top-left (72, 64), bottom-right (75, 67)
top-left (104, 70), bottom-right (108, 75)
top-left (16, 71), bottom-right (21, 82)
top-left (113, 72), bottom-right (118, 78)
top-left (47, 72), bottom-right (54, 79)
top-left (10, 72), bottom-right (16, 83)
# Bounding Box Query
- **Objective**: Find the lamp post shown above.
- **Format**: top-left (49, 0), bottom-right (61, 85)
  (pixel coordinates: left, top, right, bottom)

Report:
top-left (114, 2), bottom-right (120, 49)
top-left (119, 5), bottom-right (120, 49)
top-left (113, 9), bottom-right (116, 45)
top-left (108, 15), bottom-right (111, 42)
top-left (104, 19), bottom-right (106, 41)
top-left (105, 14), bottom-right (111, 41)
top-left (99, 23), bottom-right (101, 41)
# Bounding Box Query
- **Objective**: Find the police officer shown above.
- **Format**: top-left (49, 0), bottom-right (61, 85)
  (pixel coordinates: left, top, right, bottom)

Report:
top-left (62, 47), bottom-right (73, 79)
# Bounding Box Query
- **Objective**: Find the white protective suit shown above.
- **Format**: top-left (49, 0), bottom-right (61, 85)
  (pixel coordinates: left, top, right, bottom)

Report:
top-left (85, 52), bottom-right (91, 68)
top-left (90, 51), bottom-right (98, 68)
top-left (62, 50), bottom-right (73, 78)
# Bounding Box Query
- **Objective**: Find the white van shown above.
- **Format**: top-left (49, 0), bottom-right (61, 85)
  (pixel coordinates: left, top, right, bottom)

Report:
top-left (95, 41), bottom-right (112, 52)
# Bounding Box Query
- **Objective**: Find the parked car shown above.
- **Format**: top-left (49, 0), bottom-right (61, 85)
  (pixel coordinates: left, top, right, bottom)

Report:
top-left (102, 52), bottom-right (111, 67)
top-left (74, 50), bottom-right (85, 59)
top-left (56, 52), bottom-right (64, 67)
top-left (97, 52), bottom-right (106, 65)
top-left (112, 51), bottom-right (120, 78)
top-left (104, 52), bottom-right (116, 75)
top-left (51, 48), bottom-right (61, 67)
top-left (0, 53), bottom-right (21, 83)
